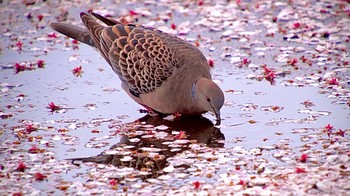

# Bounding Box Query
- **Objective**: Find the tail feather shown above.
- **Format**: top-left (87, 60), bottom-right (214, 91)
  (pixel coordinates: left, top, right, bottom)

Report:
top-left (49, 22), bottom-right (95, 47)
top-left (90, 12), bottom-right (120, 26)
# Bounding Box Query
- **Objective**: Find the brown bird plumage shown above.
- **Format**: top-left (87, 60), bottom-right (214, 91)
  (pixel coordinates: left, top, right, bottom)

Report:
top-left (50, 12), bottom-right (224, 124)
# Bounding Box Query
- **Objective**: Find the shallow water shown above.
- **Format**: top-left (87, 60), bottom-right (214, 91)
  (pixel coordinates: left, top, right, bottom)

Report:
top-left (2, 42), bottom-right (347, 159)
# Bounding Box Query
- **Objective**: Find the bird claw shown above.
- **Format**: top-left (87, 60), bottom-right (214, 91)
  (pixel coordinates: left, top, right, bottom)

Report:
top-left (173, 112), bottom-right (182, 119)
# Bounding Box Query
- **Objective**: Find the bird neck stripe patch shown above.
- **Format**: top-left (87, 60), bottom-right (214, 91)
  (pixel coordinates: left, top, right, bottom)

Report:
top-left (191, 81), bottom-right (197, 101)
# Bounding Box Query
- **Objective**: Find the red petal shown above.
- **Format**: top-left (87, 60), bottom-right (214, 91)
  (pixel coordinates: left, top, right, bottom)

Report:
top-left (295, 167), bottom-right (306, 173)
top-left (34, 172), bottom-right (45, 181)
top-left (16, 41), bottom-right (23, 50)
top-left (72, 66), bottom-right (83, 77)
top-left (15, 161), bottom-right (26, 172)
top-left (175, 131), bottom-right (186, 139)
top-left (193, 181), bottom-right (200, 189)
top-left (293, 22), bottom-right (301, 28)
top-left (28, 145), bottom-right (39, 153)
top-left (48, 33), bottom-right (58, 38)
top-left (129, 10), bottom-right (138, 16)
top-left (299, 154), bottom-right (308, 163)
top-left (242, 57), bottom-right (250, 65)
top-left (109, 179), bottom-right (117, 186)
top-left (37, 15), bottom-right (44, 21)
top-left (48, 102), bottom-right (61, 111)
top-left (15, 63), bottom-right (26, 74)
top-left (37, 60), bottom-right (45, 68)
top-left (208, 59), bottom-right (214, 67)
top-left (324, 124), bottom-right (333, 131)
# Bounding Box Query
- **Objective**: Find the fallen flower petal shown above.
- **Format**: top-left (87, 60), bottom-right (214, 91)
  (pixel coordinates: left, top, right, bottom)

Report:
top-left (335, 129), bottom-right (345, 137)
top-left (109, 179), bottom-right (117, 186)
top-left (25, 124), bottom-right (37, 134)
top-left (28, 145), bottom-right (40, 153)
top-left (271, 105), bottom-right (281, 111)
top-left (293, 22), bottom-right (301, 29)
top-left (146, 130), bottom-right (155, 135)
top-left (272, 16), bottom-right (277, 22)
top-left (299, 154), bottom-right (308, 163)
top-left (16, 41), bottom-right (23, 51)
top-left (48, 32), bottom-right (58, 38)
top-left (37, 14), bottom-right (43, 21)
top-left (241, 57), bottom-right (251, 66)
top-left (262, 64), bottom-right (272, 74)
top-left (324, 124), bottom-right (334, 137)
top-left (129, 10), bottom-right (137, 16)
top-left (91, 129), bottom-right (100, 133)
top-left (72, 66), bottom-right (83, 77)
top-left (208, 59), bottom-right (214, 67)
top-left (295, 167), bottom-right (306, 173)
top-left (109, 179), bottom-right (118, 190)
top-left (194, 39), bottom-right (200, 47)
top-left (15, 63), bottom-right (27, 74)
top-left (287, 58), bottom-right (298, 67)
top-left (175, 130), bottom-right (186, 139)
top-left (193, 181), bottom-right (200, 189)
top-left (48, 102), bottom-right (61, 111)
top-left (301, 100), bottom-right (315, 108)
top-left (325, 124), bottom-right (334, 131)
top-left (15, 161), bottom-right (26, 172)
top-left (265, 72), bottom-right (276, 84)
top-left (326, 78), bottom-right (339, 85)
top-left (171, 23), bottom-right (177, 30)
top-left (37, 60), bottom-right (45, 68)
top-left (34, 172), bottom-right (46, 181)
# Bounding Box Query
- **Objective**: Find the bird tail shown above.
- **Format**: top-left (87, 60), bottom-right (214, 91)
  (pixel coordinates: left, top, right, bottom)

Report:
top-left (90, 12), bottom-right (119, 26)
top-left (50, 21), bottom-right (95, 47)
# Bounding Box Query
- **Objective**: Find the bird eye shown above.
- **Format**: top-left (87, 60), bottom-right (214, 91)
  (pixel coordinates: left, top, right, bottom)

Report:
top-left (206, 97), bottom-right (211, 102)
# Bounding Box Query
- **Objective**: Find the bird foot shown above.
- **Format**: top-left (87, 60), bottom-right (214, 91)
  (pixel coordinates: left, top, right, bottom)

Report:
top-left (172, 112), bottom-right (182, 119)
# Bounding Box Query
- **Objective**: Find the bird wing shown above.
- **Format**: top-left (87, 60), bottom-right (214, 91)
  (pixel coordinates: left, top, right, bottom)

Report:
top-left (80, 12), bottom-right (186, 97)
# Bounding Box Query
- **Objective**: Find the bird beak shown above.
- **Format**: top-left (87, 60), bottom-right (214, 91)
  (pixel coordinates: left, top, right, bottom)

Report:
top-left (213, 109), bottom-right (221, 125)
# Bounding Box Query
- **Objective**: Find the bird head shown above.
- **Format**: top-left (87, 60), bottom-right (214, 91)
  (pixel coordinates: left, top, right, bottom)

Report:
top-left (196, 78), bottom-right (224, 125)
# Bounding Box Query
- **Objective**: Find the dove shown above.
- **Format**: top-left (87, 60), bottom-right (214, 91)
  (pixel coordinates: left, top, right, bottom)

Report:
top-left (50, 12), bottom-right (224, 124)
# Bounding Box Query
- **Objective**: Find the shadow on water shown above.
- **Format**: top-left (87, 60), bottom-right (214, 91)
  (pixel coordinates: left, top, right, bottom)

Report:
top-left (69, 115), bottom-right (224, 179)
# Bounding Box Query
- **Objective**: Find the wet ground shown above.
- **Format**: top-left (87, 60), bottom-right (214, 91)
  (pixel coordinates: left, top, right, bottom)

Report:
top-left (1, 0), bottom-right (350, 195)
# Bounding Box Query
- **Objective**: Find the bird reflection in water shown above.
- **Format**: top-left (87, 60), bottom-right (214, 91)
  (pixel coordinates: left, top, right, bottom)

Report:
top-left (69, 115), bottom-right (224, 179)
